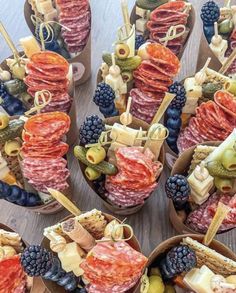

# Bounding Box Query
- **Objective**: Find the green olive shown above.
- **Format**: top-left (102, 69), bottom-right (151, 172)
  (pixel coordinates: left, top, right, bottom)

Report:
top-left (4, 139), bottom-right (21, 157)
top-left (150, 267), bottom-right (161, 276)
top-left (164, 285), bottom-right (176, 293)
top-left (214, 176), bottom-right (233, 193)
top-left (147, 275), bottom-right (165, 293)
top-left (121, 71), bottom-right (133, 82)
top-left (221, 149), bottom-right (236, 171)
top-left (86, 146), bottom-right (106, 165)
top-left (0, 113), bottom-right (9, 130)
top-left (218, 19), bottom-right (234, 35)
top-left (115, 43), bottom-right (130, 59)
top-left (85, 167), bottom-right (101, 181)
top-left (12, 64), bottom-right (26, 80)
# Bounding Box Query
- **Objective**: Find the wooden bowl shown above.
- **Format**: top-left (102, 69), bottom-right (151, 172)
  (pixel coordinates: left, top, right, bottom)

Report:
top-left (134, 234), bottom-right (236, 292)
top-left (169, 141), bottom-right (225, 234)
top-left (0, 55), bottom-right (74, 214)
top-left (23, 1), bottom-right (91, 86)
top-left (78, 116), bottom-right (165, 216)
top-left (41, 213), bottom-right (141, 293)
top-left (130, 2), bottom-right (196, 59)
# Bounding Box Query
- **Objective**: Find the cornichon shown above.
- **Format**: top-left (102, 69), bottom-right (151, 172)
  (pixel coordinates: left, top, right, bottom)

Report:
top-left (0, 119), bottom-right (24, 144)
top-left (74, 146), bottom-right (118, 175)
top-left (4, 79), bottom-right (26, 96)
top-left (206, 161), bottom-right (236, 179)
top-left (202, 82), bottom-right (222, 99)
top-left (102, 53), bottom-right (141, 71)
top-left (136, 0), bottom-right (168, 10)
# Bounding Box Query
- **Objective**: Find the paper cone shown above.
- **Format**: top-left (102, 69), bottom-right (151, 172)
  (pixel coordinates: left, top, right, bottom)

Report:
top-left (169, 141), bottom-right (223, 234)
top-left (78, 116), bottom-right (165, 216)
top-left (134, 234), bottom-right (236, 292)
top-left (23, 1), bottom-right (91, 86)
top-left (41, 213), bottom-right (141, 293)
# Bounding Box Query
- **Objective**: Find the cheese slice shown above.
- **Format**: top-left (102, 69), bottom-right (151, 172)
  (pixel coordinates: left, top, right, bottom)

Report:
top-left (44, 8), bottom-right (58, 21)
top-left (184, 265), bottom-right (215, 293)
top-left (190, 189), bottom-right (209, 205)
top-left (136, 6), bottom-right (150, 18)
top-left (110, 123), bottom-right (139, 146)
top-left (19, 36), bottom-right (41, 58)
top-left (188, 172), bottom-right (214, 195)
top-left (39, 0), bottom-right (54, 15)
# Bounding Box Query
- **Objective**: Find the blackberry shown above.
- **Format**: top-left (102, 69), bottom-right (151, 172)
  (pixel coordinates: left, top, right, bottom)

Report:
top-left (201, 1), bottom-right (220, 25)
top-left (165, 174), bottom-right (190, 209)
top-left (20, 245), bottom-right (53, 277)
top-left (93, 83), bottom-right (115, 108)
top-left (169, 82), bottom-right (186, 110)
top-left (161, 245), bottom-right (196, 279)
top-left (0, 82), bottom-right (8, 99)
top-left (79, 115), bottom-right (105, 145)
top-left (135, 34), bottom-right (145, 50)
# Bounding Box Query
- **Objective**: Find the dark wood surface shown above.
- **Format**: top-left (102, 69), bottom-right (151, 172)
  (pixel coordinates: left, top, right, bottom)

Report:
top-left (0, 1), bottom-right (235, 291)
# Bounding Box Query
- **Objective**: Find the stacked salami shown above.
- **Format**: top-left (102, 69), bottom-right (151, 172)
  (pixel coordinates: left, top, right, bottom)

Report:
top-left (147, 1), bottom-right (190, 55)
top-left (25, 51), bottom-right (72, 113)
top-left (177, 97), bottom-right (235, 153)
top-left (186, 193), bottom-right (236, 233)
top-left (131, 43), bottom-right (180, 123)
top-left (56, 0), bottom-right (91, 54)
top-left (105, 147), bottom-right (163, 207)
top-left (21, 112), bottom-right (71, 193)
top-left (81, 241), bottom-right (148, 293)
top-left (226, 29), bottom-right (236, 75)
top-left (0, 255), bottom-right (26, 293)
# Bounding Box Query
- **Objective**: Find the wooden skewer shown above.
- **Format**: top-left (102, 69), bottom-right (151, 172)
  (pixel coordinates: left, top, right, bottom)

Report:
top-left (0, 22), bottom-right (19, 58)
top-left (121, 0), bottom-right (131, 36)
top-left (203, 202), bottom-right (230, 246)
top-left (219, 48), bottom-right (236, 74)
top-left (47, 188), bottom-right (82, 216)
top-left (120, 96), bottom-right (132, 126)
top-left (150, 92), bottom-right (176, 125)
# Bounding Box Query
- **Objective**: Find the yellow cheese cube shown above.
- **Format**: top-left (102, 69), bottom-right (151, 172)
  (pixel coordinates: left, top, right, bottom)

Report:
top-left (19, 36), bottom-right (41, 58)
top-left (136, 18), bottom-right (148, 33)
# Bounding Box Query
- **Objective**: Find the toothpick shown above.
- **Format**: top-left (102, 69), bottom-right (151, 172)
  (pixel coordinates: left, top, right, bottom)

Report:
top-left (202, 57), bottom-right (211, 72)
top-left (219, 48), bottom-right (236, 74)
top-left (47, 188), bottom-right (82, 216)
top-left (121, 0), bottom-right (131, 36)
top-left (150, 92), bottom-right (176, 125)
top-left (203, 202), bottom-right (230, 246)
top-left (214, 22), bottom-right (219, 39)
top-left (0, 22), bottom-right (19, 58)
top-left (111, 53), bottom-right (116, 67)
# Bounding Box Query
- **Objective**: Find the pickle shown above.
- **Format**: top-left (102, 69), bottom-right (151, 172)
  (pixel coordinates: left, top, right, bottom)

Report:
top-left (206, 161), bottom-right (236, 178)
top-left (221, 149), bottom-right (236, 171)
top-left (102, 53), bottom-right (141, 71)
top-left (0, 119), bottom-right (24, 144)
top-left (214, 177), bottom-right (233, 193)
top-left (4, 79), bottom-right (26, 96)
top-left (202, 82), bottom-right (222, 99)
top-left (74, 146), bottom-right (118, 175)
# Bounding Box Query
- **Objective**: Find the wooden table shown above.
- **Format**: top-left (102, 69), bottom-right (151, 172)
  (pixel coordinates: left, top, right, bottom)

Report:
top-left (0, 0), bottom-right (235, 291)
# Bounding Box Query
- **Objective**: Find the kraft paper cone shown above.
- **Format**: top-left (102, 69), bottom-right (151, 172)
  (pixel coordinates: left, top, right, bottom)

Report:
top-left (130, 3), bottom-right (196, 59)
top-left (169, 141), bottom-right (223, 235)
top-left (24, 1), bottom-right (91, 86)
top-left (133, 234), bottom-right (236, 293)
top-left (78, 116), bottom-right (165, 216)
top-left (41, 213), bottom-right (141, 293)
top-left (196, 33), bottom-right (222, 72)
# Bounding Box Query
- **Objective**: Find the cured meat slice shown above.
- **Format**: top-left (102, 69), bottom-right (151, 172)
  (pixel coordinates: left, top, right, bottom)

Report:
top-left (105, 147), bottom-right (162, 207)
top-left (0, 255), bottom-right (26, 293)
top-left (186, 193), bottom-right (236, 233)
top-left (147, 1), bottom-right (190, 55)
top-left (56, 0), bottom-right (91, 54)
top-left (81, 241), bottom-right (147, 292)
top-left (24, 112), bottom-right (71, 139)
top-left (214, 90), bottom-right (236, 118)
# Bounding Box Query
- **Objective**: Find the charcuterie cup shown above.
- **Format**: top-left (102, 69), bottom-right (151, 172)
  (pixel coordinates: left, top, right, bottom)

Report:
top-left (78, 116), bottom-right (165, 216)
top-left (41, 212), bottom-right (141, 293)
top-left (133, 234), bottom-right (236, 292)
top-left (168, 141), bottom-right (235, 235)
top-left (24, 1), bottom-right (91, 86)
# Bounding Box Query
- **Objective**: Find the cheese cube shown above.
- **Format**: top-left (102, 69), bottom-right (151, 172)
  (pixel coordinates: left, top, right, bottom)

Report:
top-left (44, 8), bottom-right (58, 21)
top-left (136, 6), bottom-right (150, 18)
top-left (110, 123), bottom-right (139, 146)
top-left (19, 36), bottom-right (41, 58)
top-left (136, 18), bottom-right (148, 33)
top-left (184, 265), bottom-right (215, 293)
top-left (184, 77), bottom-right (202, 99)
